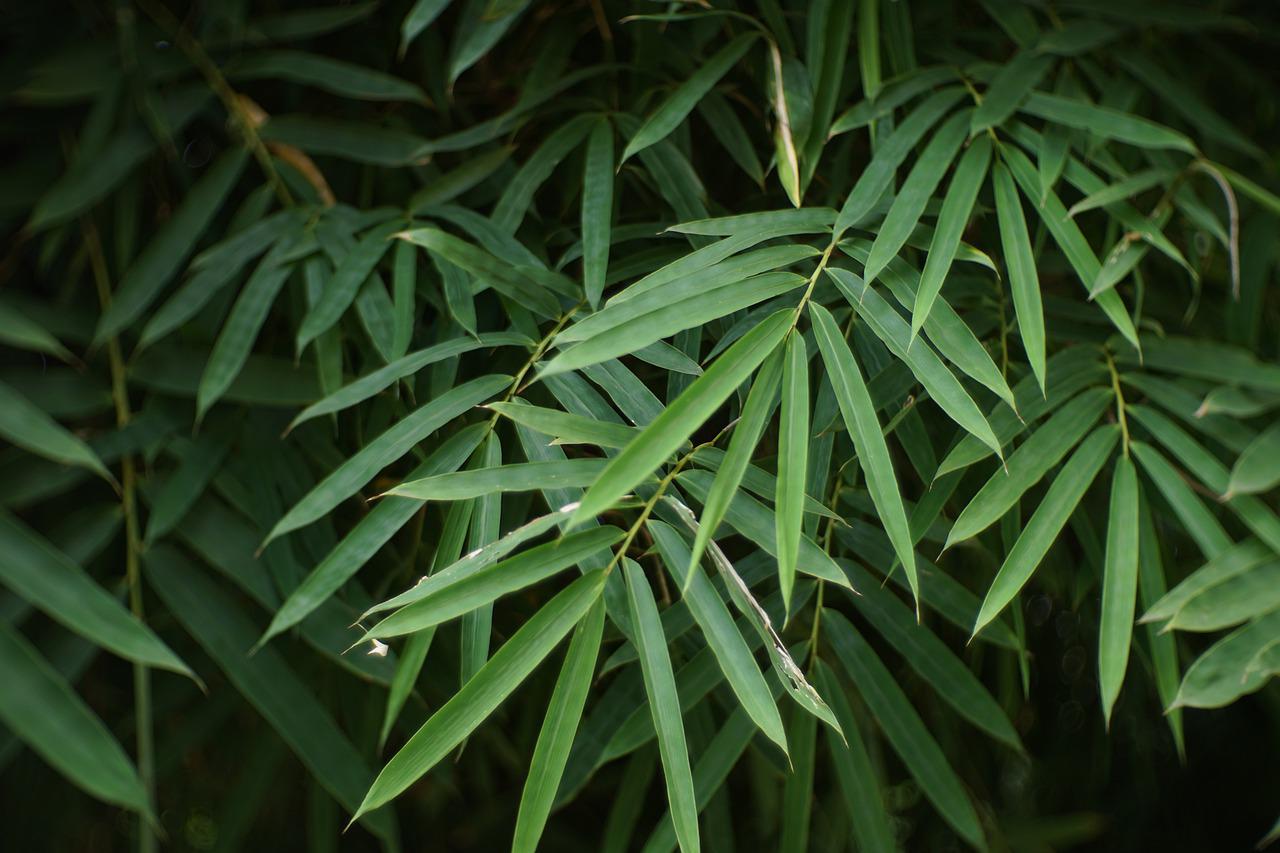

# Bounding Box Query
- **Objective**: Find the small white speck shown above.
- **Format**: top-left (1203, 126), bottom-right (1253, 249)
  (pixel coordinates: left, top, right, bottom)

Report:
top-left (367, 639), bottom-right (389, 657)
top-left (559, 502), bottom-right (581, 514)
top-left (414, 575), bottom-right (426, 586)
top-left (465, 548), bottom-right (483, 560)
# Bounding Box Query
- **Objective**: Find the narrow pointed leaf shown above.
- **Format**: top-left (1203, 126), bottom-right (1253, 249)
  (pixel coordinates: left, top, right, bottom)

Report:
top-left (913, 135), bottom-right (992, 338)
top-left (621, 33), bottom-right (758, 163)
top-left (352, 569), bottom-right (606, 821)
top-left (973, 426), bottom-right (1119, 637)
top-left (1099, 455), bottom-right (1139, 727)
top-left (776, 331), bottom-right (809, 611)
top-left (570, 310), bottom-right (792, 526)
top-left (623, 559), bottom-right (700, 853)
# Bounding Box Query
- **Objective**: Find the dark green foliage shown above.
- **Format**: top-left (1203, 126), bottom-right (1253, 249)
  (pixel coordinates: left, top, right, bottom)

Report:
top-left (2, 1), bottom-right (1280, 851)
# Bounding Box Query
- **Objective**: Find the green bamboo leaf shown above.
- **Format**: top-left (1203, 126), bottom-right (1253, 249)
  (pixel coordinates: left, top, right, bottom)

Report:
top-left (813, 661), bottom-right (896, 853)
top-left (1172, 609), bottom-right (1280, 709)
top-left (0, 380), bottom-right (113, 484)
top-left (687, 348), bottom-right (783, 574)
top-left (843, 240), bottom-right (1016, 412)
top-left (408, 147), bottom-right (514, 214)
top-left (676, 472), bottom-right (850, 588)
top-left (840, 561), bottom-right (1022, 750)
top-left (570, 310), bottom-right (792, 527)
top-left (493, 114), bottom-right (597, 231)
top-left (365, 503), bottom-right (583, 620)
top-left (0, 511), bottom-right (192, 677)
top-left (391, 240), bottom-right (416, 359)
top-left (698, 91), bottom-right (766, 186)
top-left (834, 87), bottom-right (966, 235)
top-left (582, 118), bottom-right (615, 307)
top-left (1099, 455), bottom-right (1139, 727)
top-left (623, 558), bottom-right (700, 853)
top-left (448, 0), bottom-right (530, 84)
top-left (365, 524), bottom-right (619, 640)
top-left (827, 267), bottom-right (1004, 459)
top-left (779, 706), bottom-right (818, 853)
top-left (937, 346), bottom-right (1107, 477)
top-left (288, 333), bottom-right (526, 431)
top-left (658, 496), bottom-right (844, 729)
top-left (0, 299), bottom-right (73, 361)
top-left (913, 134), bottom-right (992, 339)
top-left (400, 0), bottom-right (452, 54)
top-left (354, 569), bottom-right (605, 820)
top-left (621, 33), bottom-right (759, 163)
top-left (196, 246), bottom-right (297, 421)
top-left (488, 399), bottom-right (639, 448)
top-left (809, 302), bottom-right (919, 606)
top-left (1144, 539), bottom-right (1273, 629)
top-left (145, 546), bottom-right (397, 842)
top-left (973, 426), bottom-right (1119, 638)
top-left (543, 272), bottom-right (804, 378)
top-left (830, 66), bottom-right (961, 135)
top-left (143, 429), bottom-right (232, 545)
top-left (1130, 440), bottom-right (1233, 559)
top-left (0, 621), bottom-right (149, 815)
top-left (945, 387), bottom-right (1112, 548)
top-left (826, 610), bottom-right (987, 851)
top-left (383, 458), bottom-right (610, 501)
top-left (1066, 168), bottom-right (1177, 218)
top-left (379, 631), bottom-right (433, 749)
top-left (260, 425), bottom-right (485, 646)
top-left (1136, 493), bottom-right (1185, 756)
top-left (580, 245), bottom-right (818, 325)
top-left (864, 110), bottom-right (970, 285)
top-left (857, 0), bottom-right (882, 99)
top-left (776, 331), bottom-right (809, 611)
top-left (1020, 91), bottom-right (1199, 154)
top-left (1166, 562), bottom-right (1280, 633)
top-left (970, 50), bottom-right (1055, 135)
top-left (27, 87), bottom-right (209, 231)
top-left (648, 520), bottom-right (787, 754)
top-left (228, 50), bottom-right (429, 103)
top-left (666, 208), bottom-right (835, 237)
top-left (1000, 145), bottom-right (1140, 350)
top-left (296, 220), bottom-right (402, 352)
top-left (265, 373), bottom-right (510, 545)
top-left (1037, 121), bottom-right (1070, 201)
top-left (1226, 423), bottom-right (1280, 498)
top-left (512, 599), bottom-right (605, 853)
top-left (1196, 386), bottom-right (1280, 419)
top-left (138, 210), bottom-right (307, 352)
top-left (397, 227), bottom-right (564, 318)
top-left (993, 159), bottom-right (1047, 393)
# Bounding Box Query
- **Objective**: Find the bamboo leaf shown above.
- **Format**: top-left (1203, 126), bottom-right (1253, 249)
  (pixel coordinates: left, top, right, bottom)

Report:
top-left (265, 373), bottom-right (511, 545)
top-left (913, 134), bottom-right (992, 338)
top-left (864, 110), bottom-right (970, 285)
top-left (364, 528), bottom-right (622, 639)
top-left (570, 310), bottom-right (792, 527)
top-left (352, 569), bottom-right (606, 821)
top-left (776, 331), bottom-right (809, 611)
top-left (1099, 455), bottom-right (1139, 727)
top-left (623, 558), bottom-right (700, 853)
top-left (826, 610), bottom-right (987, 851)
top-left (810, 302), bottom-right (919, 608)
top-left (688, 348), bottom-right (784, 574)
top-left (973, 426), bottom-right (1119, 637)
top-left (0, 621), bottom-right (149, 816)
top-left (0, 380), bottom-right (113, 485)
top-left (621, 33), bottom-right (759, 163)
top-left (993, 159), bottom-right (1047, 393)
top-left (512, 599), bottom-right (605, 853)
